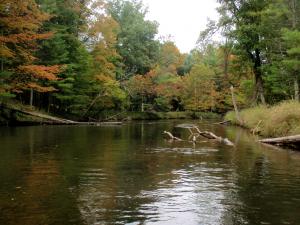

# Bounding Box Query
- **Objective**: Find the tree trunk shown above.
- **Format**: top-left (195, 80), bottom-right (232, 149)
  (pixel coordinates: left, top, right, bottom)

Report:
top-left (30, 88), bottom-right (33, 107)
top-left (230, 86), bottom-right (242, 124)
top-left (260, 134), bottom-right (300, 146)
top-left (47, 94), bottom-right (51, 113)
top-left (256, 75), bottom-right (266, 105)
top-left (141, 95), bottom-right (144, 112)
top-left (252, 49), bottom-right (266, 105)
top-left (0, 57), bottom-right (3, 72)
top-left (1, 30), bottom-right (3, 72)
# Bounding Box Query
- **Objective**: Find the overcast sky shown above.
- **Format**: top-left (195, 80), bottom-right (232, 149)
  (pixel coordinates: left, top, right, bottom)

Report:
top-left (143, 0), bottom-right (220, 53)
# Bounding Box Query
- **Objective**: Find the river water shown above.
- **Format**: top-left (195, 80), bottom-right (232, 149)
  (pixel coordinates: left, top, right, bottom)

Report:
top-left (0, 121), bottom-right (300, 225)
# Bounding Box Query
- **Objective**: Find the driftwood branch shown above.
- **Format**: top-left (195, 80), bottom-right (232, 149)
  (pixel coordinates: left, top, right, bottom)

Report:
top-left (213, 120), bottom-right (231, 125)
top-left (196, 130), bottom-right (234, 146)
top-left (163, 131), bottom-right (183, 141)
top-left (174, 124), bottom-right (234, 146)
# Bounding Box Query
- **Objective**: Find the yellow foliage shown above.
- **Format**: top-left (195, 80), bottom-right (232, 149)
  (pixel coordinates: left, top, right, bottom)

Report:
top-left (159, 41), bottom-right (185, 74)
top-left (182, 64), bottom-right (218, 111)
top-left (90, 15), bottom-right (120, 78)
top-left (0, 45), bottom-right (15, 58)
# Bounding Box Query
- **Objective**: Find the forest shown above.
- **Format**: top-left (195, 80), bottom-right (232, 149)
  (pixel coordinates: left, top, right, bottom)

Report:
top-left (0, 0), bottom-right (300, 121)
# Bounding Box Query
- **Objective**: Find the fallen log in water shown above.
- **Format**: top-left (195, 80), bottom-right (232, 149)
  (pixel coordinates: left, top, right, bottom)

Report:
top-left (75, 121), bottom-right (123, 126)
top-left (259, 135), bottom-right (300, 147)
top-left (1, 103), bottom-right (123, 126)
top-left (213, 120), bottom-right (231, 125)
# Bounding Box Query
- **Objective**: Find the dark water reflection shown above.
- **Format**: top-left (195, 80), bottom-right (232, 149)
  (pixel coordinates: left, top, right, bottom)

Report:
top-left (0, 121), bottom-right (300, 225)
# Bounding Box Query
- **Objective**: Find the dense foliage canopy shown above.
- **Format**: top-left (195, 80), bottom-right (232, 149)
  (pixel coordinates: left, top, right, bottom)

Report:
top-left (1, 0), bottom-right (299, 119)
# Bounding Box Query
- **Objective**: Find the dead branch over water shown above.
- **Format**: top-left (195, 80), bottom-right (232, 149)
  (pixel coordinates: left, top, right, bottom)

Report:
top-left (164, 124), bottom-right (234, 146)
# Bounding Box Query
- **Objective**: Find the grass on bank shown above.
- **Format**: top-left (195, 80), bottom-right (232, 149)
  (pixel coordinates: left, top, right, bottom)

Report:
top-left (225, 101), bottom-right (300, 137)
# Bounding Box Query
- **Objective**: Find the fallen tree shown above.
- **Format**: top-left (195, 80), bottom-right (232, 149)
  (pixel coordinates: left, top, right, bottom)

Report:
top-left (192, 126), bottom-right (234, 146)
top-left (164, 124), bottom-right (234, 146)
top-left (213, 120), bottom-right (231, 125)
top-left (259, 135), bottom-right (300, 148)
top-left (1, 103), bottom-right (122, 126)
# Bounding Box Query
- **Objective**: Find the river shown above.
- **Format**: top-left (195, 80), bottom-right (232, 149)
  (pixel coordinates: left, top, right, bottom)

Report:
top-left (0, 121), bottom-right (300, 225)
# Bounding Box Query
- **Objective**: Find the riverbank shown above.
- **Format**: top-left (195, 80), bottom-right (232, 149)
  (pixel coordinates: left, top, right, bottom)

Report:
top-left (0, 102), bottom-right (220, 126)
top-left (106, 111), bottom-right (220, 121)
top-left (225, 101), bottom-right (300, 138)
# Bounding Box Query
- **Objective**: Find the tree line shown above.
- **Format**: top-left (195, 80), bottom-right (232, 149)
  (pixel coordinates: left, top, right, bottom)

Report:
top-left (207, 0), bottom-right (300, 105)
top-left (0, 0), bottom-right (299, 119)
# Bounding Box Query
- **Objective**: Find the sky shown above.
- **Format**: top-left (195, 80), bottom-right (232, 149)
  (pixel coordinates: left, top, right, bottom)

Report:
top-left (143, 0), bottom-right (220, 53)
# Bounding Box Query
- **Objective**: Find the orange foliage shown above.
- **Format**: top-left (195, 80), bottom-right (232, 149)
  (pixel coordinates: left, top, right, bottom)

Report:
top-left (18, 65), bottom-right (61, 81)
top-left (126, 73), bottom-right (156, 97)
top-left (0, 0), bottom-right (62, 95)
top-left (27, 82), bottom-right (57, 93)
top-left (0, 0), bottom-right (52, 63)
top-left (0, 0), bottom-right (50, 29)
top-left (159, 41), bottom-right (185, 74)
top-left (155, 81), bottom-right (183, 98)
top-left (0, 33), bottom-right (53, 44)
top-left (11, 65), bottom-right (63, 93)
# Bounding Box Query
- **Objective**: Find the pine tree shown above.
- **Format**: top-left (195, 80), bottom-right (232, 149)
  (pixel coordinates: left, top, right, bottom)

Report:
top-left (37, 0), bottom-right (93, 114)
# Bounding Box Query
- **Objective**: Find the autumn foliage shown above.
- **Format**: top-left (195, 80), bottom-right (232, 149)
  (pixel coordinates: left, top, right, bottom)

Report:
top-left (0, 0), bottom-right (52, 61)
top-left (0, 0), bottom-right (59, 98)
top-left (18, 65), bottom-right (60, 81)
top-left (0, 0), bottom-right (248, 116)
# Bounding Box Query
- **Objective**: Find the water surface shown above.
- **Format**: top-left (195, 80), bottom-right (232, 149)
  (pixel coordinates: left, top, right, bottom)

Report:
top-left (0, 121), bottom-right (300, 225)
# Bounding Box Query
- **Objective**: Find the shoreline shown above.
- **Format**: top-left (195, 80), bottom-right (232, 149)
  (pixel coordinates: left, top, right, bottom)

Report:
top-left (0, 105), bottom-right (221, 126)
top-left (225, 101), bottom-right (300, 149)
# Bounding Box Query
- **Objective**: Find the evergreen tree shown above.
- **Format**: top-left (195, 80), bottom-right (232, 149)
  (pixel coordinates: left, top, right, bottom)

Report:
top-left (37, 0), bottom-right (93, 114)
